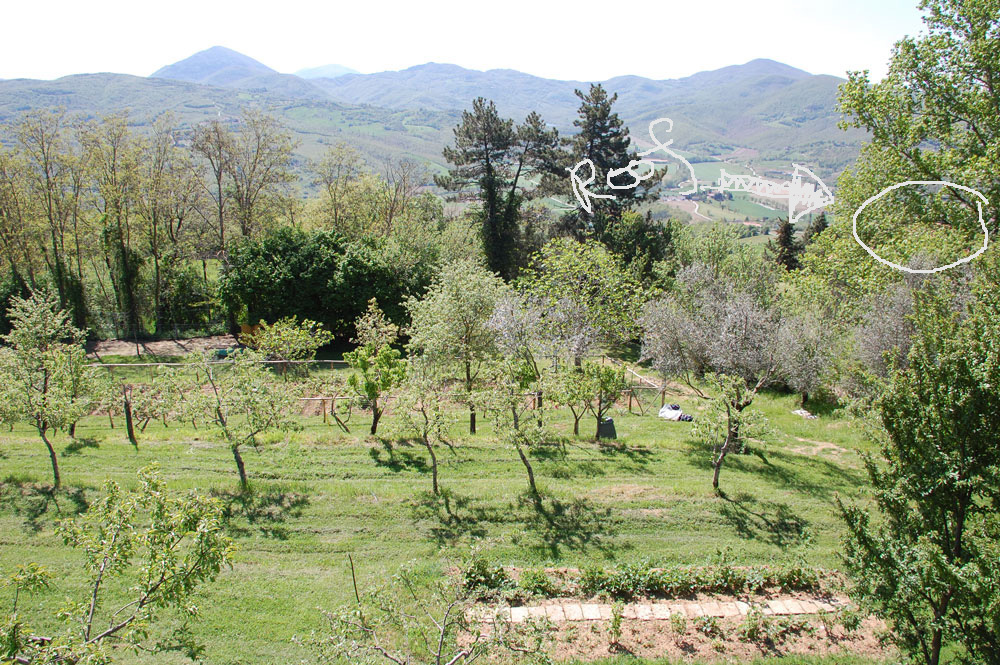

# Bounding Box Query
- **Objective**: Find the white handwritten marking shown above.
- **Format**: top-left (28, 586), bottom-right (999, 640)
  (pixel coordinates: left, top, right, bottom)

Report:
top-left (852, 180), bottom-right (990, 274)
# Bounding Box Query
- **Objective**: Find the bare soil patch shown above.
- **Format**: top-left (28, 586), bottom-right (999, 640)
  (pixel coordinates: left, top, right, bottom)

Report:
top-left (545, 615), bottom-right (890, 662)
top-left (788, 437), bottom-right (848, 458)
top-left (87, 335), bottom-right (237, 359)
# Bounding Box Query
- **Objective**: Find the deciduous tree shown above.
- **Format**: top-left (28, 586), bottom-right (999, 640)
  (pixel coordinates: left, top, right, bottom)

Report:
top-left (1, 466), bottom-right (233, 663)
top-left (0, 291), bottom-right (100, 487)
top-left (406, 259), bottom-right (507, 433)
top-left (839, 276), bottom-right (1000, 665)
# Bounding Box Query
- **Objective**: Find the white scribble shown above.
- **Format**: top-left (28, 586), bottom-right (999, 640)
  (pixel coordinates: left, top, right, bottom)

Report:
top-left (566, 117), bottom-right (698, 211)
top-left (563, 117), bottom-right (836, 221)
top-left (568, 159), bottom-right (615, 214)
top-left (852, 180), bottom-right (990, 274)
top-left (607, 160), bottom-right (657, 190)
top-left (636, 118), bottom-right (698, 196)
top-left (710, 164), bottom-right (834, 224)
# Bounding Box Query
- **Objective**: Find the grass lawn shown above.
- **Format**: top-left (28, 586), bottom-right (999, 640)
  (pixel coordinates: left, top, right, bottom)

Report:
top-left (0, 381), bottom-right (877, 664)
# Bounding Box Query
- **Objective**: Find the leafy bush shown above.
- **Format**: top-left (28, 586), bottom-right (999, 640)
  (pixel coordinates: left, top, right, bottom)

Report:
top-left (737, 606), bottom-right (771, 642)
top-left (669, 611), bottom-right (687, 636)
top-left (220, 228), bottom-right (415, 341)
top-left (694, 616), bottom-right (724, 638)
top-left (776, 562), bottom-right (821, 591)
top-left (518, 568), bottom-right (559, 597)
top-left (577, 560), bottom-right (824, 600)
top-left (462, 554), bottom-right (511, 594)
top-left (609, 601), bottom-right (624, 645)
top-left (579, 566), bottom-right (610, 597)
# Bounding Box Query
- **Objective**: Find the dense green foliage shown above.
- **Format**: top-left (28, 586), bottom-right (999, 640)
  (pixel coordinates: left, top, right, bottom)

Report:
top-left (219, 227), bottom-right (416, 340)
top-left (840, 273), bottom-right (1000, 665)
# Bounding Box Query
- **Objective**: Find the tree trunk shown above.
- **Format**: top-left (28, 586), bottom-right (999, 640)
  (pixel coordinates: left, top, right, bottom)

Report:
top-left (594, 396), bottom-right (602, 439)
top-left (712, 429), bottom-right (735, 490)
top-left (424, 437), bottom-right (439, 495)
top-left (465, 361), bottom-right (476, 434)
top-left (515, 444), bottom-right (539, 501)
top-left (573, 416), bottom-right (580, 436)
top-left (233, 446), bottom-right (248, 490)
top-left (370, 407), bottom-right (381, 436)
top-left (123, 390), bottom-right (138, 450)
top-left (39, 427), bottom-right (60, 488)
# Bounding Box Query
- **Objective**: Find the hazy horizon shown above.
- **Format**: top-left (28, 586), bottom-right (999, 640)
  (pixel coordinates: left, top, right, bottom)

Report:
top-left (2, 0), bottom-right (925, 82)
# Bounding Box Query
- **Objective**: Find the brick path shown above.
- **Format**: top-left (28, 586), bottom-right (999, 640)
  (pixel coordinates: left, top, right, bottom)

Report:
top-left (474, 595), bottom-right (849, 624)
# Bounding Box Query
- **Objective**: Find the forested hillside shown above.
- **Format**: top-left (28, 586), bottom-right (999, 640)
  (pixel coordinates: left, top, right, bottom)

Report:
top-left (1, 48), bottom-right (866, 175)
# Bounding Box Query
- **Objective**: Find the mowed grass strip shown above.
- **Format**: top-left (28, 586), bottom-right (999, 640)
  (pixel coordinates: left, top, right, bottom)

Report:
top-left (0, 390), bottom-right (871, 664)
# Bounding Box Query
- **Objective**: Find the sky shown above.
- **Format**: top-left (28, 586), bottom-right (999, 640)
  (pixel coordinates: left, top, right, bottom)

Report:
top-left (1, 0), bottom-right (927, 82)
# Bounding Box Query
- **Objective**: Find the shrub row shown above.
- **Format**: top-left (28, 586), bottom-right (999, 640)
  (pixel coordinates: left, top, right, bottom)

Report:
top-left (579, 560), bottom-right (823, 600)
top-left (461, 555), bottom-right (825, 601)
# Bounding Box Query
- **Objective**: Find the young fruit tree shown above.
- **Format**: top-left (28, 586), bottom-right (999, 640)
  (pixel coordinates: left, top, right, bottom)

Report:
top-left (0, 291), bottom-right (101, 487)
top-left (308, 561), bottom-right (550, 665)
top-left (582, 361), bottom-right (629, 440)
top-left (692, 373), bottom-right (770, 491)
top-left (1, 466), bottom-right (234, 663)
top-left (394, 358), bottom-right (456, 495)
top-left (839, 281), bottom-right (1000, 665)
top-left (475, 357), bottom-right (546, 505)
top-left (190, 349), bottom-right (298, 489)
top-left (239, 315), bottom-right (334, 376)
top-left (406, 259), bottom-right (506, 434)
top-left (545, 365), bottom-right (594, 437)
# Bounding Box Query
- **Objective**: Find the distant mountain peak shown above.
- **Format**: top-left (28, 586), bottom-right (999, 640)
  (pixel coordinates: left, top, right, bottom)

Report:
top-left (152, 46), bottom-right (276, 86)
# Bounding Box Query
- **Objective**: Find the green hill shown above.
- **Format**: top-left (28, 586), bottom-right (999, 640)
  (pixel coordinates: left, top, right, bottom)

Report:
top-left (0, 49), bottom-right (865, 179)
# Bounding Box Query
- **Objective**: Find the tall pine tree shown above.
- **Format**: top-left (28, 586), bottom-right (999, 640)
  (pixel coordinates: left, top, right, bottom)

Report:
top-left (802, 212), bottom-right (828, 245)
top-left (561, 84), bottom-right (649, 238)
top-left (438, 99), bottom-right (558, 280)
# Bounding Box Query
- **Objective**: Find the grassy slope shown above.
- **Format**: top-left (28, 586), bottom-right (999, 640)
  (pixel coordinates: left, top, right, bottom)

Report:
top-left (0, 386), bottom-right (873, 664)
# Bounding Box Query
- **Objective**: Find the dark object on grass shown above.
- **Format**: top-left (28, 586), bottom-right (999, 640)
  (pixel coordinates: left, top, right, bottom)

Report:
top-left (598, 418), bottom-right (617, 440)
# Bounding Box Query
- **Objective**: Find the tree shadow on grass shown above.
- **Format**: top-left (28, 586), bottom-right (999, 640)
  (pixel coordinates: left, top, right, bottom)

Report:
top-left (63, 437), bottom-right (100, 456)
top-left (596, 441), bottom-right (653, 473)
top-left (742, 448), bottom-right (865, 501)
top-left (0, 480), bottom-right (89, 533)
top-left (528, 442), bottom-right (569, 461)
top-left (410, 488), bottom-right (506, 546)
top-left (369, 439), bottom-right (430, 474)
top-left (680, 439), bottom-right (864, 502)
top-left (716, 490), bottom-right (812, 549)
top-left (516, 490), bottom-right (617, 558)
top-left (211, 487), bottom-right (310, 540)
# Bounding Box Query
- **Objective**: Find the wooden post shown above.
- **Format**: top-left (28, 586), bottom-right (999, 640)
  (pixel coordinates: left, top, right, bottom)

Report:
top-left (322, 399), bottom-right (328, 424)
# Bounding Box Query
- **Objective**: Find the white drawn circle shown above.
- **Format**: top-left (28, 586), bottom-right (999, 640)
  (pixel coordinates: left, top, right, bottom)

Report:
top-left (852, 180), bottom-right (990, 274)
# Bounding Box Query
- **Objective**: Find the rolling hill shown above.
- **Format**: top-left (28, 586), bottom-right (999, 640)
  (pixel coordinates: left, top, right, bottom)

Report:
top-left (0, 47), bottom-right (865, 178)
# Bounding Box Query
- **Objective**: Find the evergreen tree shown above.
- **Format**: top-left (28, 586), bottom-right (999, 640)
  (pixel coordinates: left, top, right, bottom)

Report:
top-left (560, 84), bottom-right (648, 238)
top-left (438, 99), bottom-right (558, 281)
top-left (802, 212), bottom-right (828, 245)
top-left (767, 218), bottom-right (801, 270)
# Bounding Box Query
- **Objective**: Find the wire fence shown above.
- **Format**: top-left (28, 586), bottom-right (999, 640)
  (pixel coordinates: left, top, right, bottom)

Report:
top-left (88, 354), bottom-right (678, 417)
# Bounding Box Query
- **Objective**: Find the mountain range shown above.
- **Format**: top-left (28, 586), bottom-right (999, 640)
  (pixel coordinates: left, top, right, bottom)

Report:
top-left (0, 46), bottom-right (865, 178)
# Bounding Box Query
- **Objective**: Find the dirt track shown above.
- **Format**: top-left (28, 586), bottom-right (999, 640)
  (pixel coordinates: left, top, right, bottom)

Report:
top-left (87, 335), bottom-right (238, 359)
